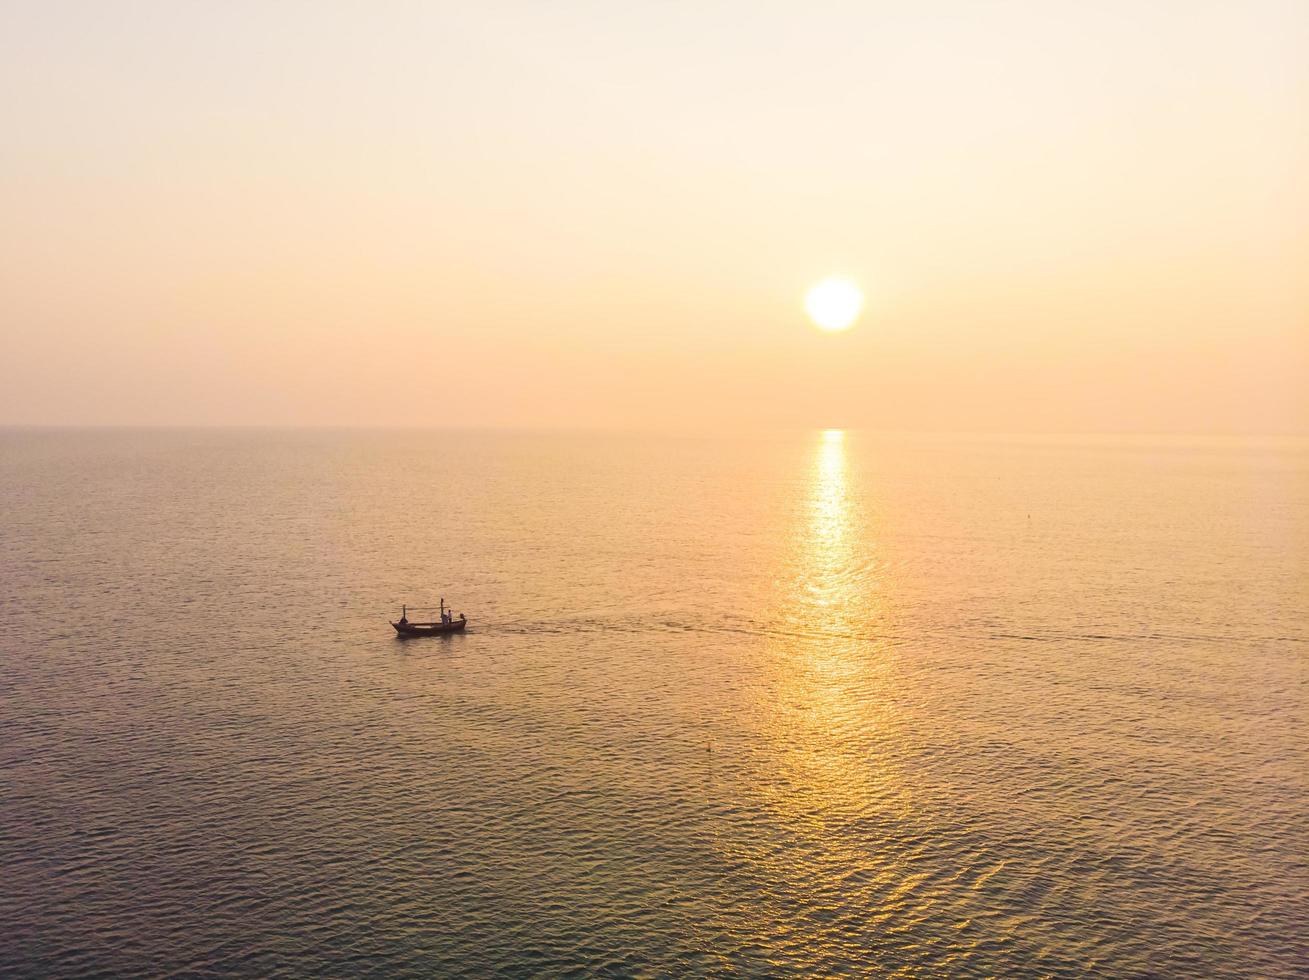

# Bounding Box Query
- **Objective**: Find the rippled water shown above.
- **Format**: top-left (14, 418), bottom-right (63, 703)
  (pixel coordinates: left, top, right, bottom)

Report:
top-left (2, 429), bottom-right (1306, 977)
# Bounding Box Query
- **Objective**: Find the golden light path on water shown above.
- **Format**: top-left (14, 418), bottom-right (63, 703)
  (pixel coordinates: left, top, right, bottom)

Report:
top-left (774, 428), bottom-right (905, 807)
top-left (717, 429), bottom-right (916, 960)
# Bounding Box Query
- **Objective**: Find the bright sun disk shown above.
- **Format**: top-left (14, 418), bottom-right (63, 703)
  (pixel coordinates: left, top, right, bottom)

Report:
top-left (805, 277), bottom-right (864, 332)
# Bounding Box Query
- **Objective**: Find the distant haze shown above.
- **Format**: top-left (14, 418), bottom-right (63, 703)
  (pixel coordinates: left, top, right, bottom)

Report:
top-left (1, 1), bottom-right (1305, 433)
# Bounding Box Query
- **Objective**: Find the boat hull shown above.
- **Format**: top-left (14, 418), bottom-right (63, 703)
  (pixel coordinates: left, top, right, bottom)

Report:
top-left (392, 619), bottom-right (467, 637)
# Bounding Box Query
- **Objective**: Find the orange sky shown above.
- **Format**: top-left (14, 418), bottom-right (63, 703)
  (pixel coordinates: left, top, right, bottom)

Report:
top-left (1, 1), bottom-right (1305, 432)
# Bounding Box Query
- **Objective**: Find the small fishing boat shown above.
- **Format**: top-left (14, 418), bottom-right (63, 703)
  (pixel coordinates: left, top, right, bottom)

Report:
top-left (391, 600), bottom-right (467, 637)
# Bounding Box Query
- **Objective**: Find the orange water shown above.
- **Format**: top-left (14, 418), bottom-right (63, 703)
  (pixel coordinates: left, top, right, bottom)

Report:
top-left (2, 429), bottom-right (1305, 976)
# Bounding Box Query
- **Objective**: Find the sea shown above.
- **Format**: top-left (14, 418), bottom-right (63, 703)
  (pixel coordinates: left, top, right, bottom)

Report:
top-left (1, 428), bottom-right (1306, 978)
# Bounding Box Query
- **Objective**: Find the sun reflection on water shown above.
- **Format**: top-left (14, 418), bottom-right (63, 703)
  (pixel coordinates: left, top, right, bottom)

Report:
top-left (739, 429), bottom-right (909, 878)
top-left (810, 429), bottom-right (853, 610)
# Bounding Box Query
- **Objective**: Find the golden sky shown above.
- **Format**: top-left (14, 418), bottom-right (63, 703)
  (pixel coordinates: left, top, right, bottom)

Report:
top-left (1, 1), bottom-right (1305, 432)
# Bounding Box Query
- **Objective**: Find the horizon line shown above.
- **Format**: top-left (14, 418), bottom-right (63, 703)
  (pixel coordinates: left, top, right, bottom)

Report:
top-left (2, 423), bottom-right (1306, 441)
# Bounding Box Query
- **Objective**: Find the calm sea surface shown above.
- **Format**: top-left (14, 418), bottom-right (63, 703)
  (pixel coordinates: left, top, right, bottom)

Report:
top-left (2, 429), bottom-right (1306, 978)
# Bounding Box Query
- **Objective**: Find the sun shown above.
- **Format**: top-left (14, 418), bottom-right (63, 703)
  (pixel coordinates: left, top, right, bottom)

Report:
top-left (805, 277), bottom-right (864, 332)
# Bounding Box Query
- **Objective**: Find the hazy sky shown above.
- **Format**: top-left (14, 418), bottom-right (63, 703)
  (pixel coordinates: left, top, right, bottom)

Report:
top-left (2, 1), bottom-right (1305, 432)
